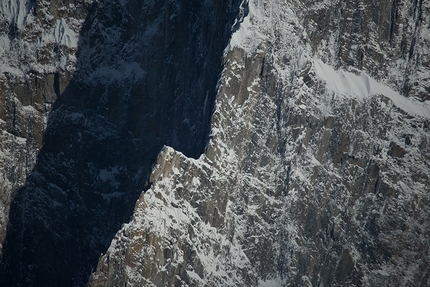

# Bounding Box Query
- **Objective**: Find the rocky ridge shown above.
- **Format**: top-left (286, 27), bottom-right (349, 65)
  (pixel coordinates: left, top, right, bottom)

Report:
top-left (89, 0), bottom-right (430, 286)
top-left (0, 0), bottom-right (428, 286)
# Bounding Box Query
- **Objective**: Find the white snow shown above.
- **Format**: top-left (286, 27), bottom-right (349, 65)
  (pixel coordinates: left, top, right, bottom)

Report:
top-left (0, 0), bottom-right (34, 31)
top-left (227, 0), bottom-right (266, 54)
top-left (0, 1), bottom-right (85, 77)
top-left (314, 59), bottom-right (430, 118)
top-left (40, 18), bottom-right (79, 48)
top-left (0, 64), bottom-right (25, 76)
top-left (87, 0), bottom-right (430, 286)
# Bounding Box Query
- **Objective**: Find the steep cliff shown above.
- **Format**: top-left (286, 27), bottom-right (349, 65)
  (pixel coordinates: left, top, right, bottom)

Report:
top-left (88, 0), bottom-right (430, 286)
top-left (0, 0), bottom-right (241, 286)
top-left (0, 0), bottom-right (90, 253)
top-left (1, 0), bottom-right (429, 286)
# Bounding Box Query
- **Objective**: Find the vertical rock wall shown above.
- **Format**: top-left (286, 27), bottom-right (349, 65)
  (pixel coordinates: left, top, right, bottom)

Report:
top-left (0, 0), bottom-right (90, 254)
top-left (0, 0), bottom-right (241, 286)
top-left (1, 0), bottom-right (429, 286)
top-left (301, 0), bottom-right (430, 100)
top-left (88, 0), bottom-right (430, 286)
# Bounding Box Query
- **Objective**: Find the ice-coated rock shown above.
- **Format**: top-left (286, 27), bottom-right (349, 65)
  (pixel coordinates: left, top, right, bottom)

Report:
top-left (0, 0), bottom-right (90, 255)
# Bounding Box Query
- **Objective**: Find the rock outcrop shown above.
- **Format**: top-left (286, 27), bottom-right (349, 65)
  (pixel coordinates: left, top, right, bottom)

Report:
top-left (1, 0), bottom-right (429, 286)
top-left (88, 0), bottom-right (430, 286)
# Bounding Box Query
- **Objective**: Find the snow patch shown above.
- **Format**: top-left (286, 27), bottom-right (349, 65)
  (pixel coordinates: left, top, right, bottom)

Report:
top-left (40, 19), bottom-right (79, 48)
top-left (0, 0), bottom-right (34, 31)
top-left (314, 59), bottom-right (430, 118)
top-left (99, 167), bottom-right (119, 181)
top-left (227, 0), bottom-right (266, 54)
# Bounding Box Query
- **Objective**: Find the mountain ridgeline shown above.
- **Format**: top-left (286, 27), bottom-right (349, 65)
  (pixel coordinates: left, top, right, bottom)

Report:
top-left (88, 0), bottom-right (430, 286)
top-left (0, 0), bottom-right (429, 286)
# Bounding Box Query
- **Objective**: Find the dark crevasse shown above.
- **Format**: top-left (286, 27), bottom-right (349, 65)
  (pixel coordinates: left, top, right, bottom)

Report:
top-left (0, 0), bottom-right (244, 286)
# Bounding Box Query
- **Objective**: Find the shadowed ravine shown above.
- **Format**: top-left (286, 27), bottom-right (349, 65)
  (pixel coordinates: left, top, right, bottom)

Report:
top-left (0, 1), bottom-right (243, 286)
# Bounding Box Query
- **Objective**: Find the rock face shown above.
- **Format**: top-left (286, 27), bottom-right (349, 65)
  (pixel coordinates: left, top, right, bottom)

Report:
top-left (300, 0), bottom-right (430, 101)
top-left (0, 0), bottom-right (241, 286)
top-left (0, 0), bottom-right (89, 253)
top-left (1, 0), bottom-right (430, 286)
top-left (88, 0), bottom-right (430, 286)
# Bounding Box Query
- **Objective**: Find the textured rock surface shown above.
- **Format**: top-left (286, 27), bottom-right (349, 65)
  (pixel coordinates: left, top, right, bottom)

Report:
top-left (0, 0), bottom-right (429, 286)
top-left (88, 0), bottom-right (430, 286)
top-left (0, 0), bottom-right (89, 254)
top-left (0, 0), bottom-right (241, 286)
top-left (300, 0), bottom-right (430, 100)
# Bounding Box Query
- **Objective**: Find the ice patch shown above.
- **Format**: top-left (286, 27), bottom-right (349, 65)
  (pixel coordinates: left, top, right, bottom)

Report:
top-left (314, 59), bottom-right (430, 118)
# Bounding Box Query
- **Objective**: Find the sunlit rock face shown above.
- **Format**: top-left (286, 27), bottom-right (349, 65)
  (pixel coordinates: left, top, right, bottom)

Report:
top-left (1, 0), bottom-right (429, 286)
top-left (300, 0), bottom-right (430, 101)
top-left (88, 0), bottom-right (430, 286)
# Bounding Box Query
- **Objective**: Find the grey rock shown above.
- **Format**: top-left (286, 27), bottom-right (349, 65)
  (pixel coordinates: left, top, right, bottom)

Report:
top-left (0, 0), bottom-right (241, 286)
top-left (88, 1), bottom-right (430, 286)
top-left (0, 0), bottom-right (429, 287)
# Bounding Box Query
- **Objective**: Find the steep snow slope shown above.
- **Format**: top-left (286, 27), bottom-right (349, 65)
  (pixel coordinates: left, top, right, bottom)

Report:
top-left (89, 0), bottom-right (430, 286)
top-left (313, 60), bottom-right (430, 118)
